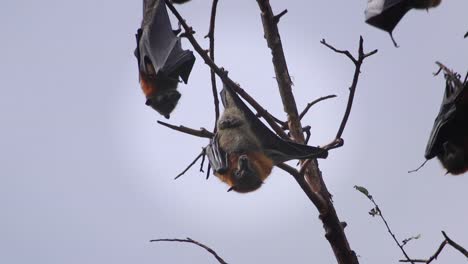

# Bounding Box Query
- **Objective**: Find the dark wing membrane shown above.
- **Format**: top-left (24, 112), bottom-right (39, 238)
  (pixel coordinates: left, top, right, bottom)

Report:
top-left (206, 135), bottom-right (229, 173)
top-left (365, 0), bottom-right (410, 33)
top-left (221, 82), bottom-right (328, 164)
top-left (425, 79), bottom-right (467, 159)
top-left (136, 0), bottom-right (195, 83)
top-left (424, 98), bottom-right (457, 159)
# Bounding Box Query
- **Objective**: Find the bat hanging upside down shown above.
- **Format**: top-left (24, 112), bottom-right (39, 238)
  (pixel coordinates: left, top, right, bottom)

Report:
top-left (365, 0), bottom-right (442, 46)
top-left (425, 62), bottom-right (468, 175)
top-left (134, 0), bottom-right (195, 119)
top-left (206, 83), bottom-right (328, 193)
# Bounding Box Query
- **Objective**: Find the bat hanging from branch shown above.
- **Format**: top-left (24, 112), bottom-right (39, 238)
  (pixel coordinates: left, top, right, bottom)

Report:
top-left (365, 0), bottom-right (442, 47)
top-left (134, 0), bottom-right (195, 119)
top-left (206, 82), bottom-right (328, 193)
top-left (425, 62), bottom-right (468, 175)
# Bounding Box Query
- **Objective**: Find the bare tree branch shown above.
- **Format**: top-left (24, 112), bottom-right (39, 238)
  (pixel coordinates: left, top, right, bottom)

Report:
top-left (150, 237), bottom-right (228, 264)
top-left (321, 37), bottom-right (378, 139)
top-left (442, 231), bottom-right (468, 258)
top-left (299, 94), bottom-right (337, 120)
top-left (157, 121), bottom-right (214, 138)
top-left (175, 149), bottom-right (206, 179)
top-left (164, 0), bottom-right (289, 139)
top-left (205, 0), bottom-right (220, 131)
top-left (399, 231), bottom-right (468, 263)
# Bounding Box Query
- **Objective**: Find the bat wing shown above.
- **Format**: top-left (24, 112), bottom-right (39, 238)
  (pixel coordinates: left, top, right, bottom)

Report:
top-left (135, 0), bottom-right (195, 83)
top-left (365, 0), bottom-right (410, 33)
top-left (206, 134), bottom-right (229, 173)
top-left (220, 83), bottom-right (328, 164)
top-left (425, 74), bottom-right (467, 159)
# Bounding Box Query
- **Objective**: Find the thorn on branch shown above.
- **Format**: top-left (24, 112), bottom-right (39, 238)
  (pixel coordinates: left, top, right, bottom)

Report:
top-left (274, 9), bottom-right (288, 24)
top-left (150, 237), bottom-right (228, 264)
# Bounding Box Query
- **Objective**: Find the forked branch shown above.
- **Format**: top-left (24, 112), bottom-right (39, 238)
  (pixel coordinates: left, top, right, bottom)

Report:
top-left (399, 231), bottom-right (468, 263)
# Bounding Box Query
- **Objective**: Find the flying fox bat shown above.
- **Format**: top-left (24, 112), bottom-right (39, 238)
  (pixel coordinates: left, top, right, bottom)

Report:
top-left (365, 0), bottom-right (442, 46)
top-left (135, 0), bottom-right (195, 119)
top-left (206, 83), bottom-right (328, 193)
top-left (425, 63), bottom-right (468, 175)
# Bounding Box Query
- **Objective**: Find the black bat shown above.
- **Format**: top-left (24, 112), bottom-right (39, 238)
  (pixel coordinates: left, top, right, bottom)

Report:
top-left (365, 0), bottom-right (442, 47)
top-left (206, 82), bottom-right (328, 193)
top-left (425, 62), bottom-right (468, 175)
top-left (135, 0), bottom-right (195, 119)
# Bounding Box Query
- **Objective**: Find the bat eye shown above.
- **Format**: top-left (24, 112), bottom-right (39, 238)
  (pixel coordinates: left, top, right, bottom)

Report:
top-left (145, 99), bottom-right (152, 106)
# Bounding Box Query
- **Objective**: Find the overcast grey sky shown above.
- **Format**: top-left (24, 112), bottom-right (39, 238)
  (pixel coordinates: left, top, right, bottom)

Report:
top-left (1, 1), bottom-right (467, 263)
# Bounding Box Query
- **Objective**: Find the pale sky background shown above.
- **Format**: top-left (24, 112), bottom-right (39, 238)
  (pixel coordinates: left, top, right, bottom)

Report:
top-left (1, 1), bottom-right (467, 263)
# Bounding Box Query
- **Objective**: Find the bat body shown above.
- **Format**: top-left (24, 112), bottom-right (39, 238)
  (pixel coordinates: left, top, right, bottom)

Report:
top-left (425, 64), bottom-right (468, 175)
top-left (206, 83), bottom-right (328, 193)
top-left (365, 0), bottom-right (441, 46)
top-left (135, 0), bottom-right (195, 118)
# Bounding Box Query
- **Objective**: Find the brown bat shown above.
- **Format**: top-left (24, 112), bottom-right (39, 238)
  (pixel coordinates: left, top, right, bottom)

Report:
top-left (425, 62), bottom-right (468, 175)
top-left (206, 83), bottom-right (328, 193)
top-left (135, 0), bottom-right (195, 118)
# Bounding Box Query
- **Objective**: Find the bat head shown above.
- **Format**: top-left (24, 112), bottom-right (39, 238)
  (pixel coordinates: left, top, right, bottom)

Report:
top-left (145, 89), bottom-right (181, 119)
top-left (227, 155), bottom-right (264, 193)
top-left (437, 141), bottom-right (468, 175)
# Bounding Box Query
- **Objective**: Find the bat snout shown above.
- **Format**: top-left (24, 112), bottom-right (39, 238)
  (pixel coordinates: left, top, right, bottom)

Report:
top-left (238, 155), bottom-right (249, 169)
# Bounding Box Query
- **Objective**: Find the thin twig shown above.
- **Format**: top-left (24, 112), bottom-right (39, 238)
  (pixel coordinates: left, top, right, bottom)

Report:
top-left (205, 0), bottom-right (220, 131)
top-left (321, 37), bottom-right (378, 139)
top-left (175, 149), bottom-right (205, 179)
top-left (442, 231), bottom-right (468, 258)
top-left (399, 231), bottom-right (468, 263)
top-left (355, 186), bottom-right (414, 264)
top-left (164, 0), bottom-right (288, 139)
top-left (299, 94), bottom-right (337, 120)
top-left (157, 121), bottom-right (214, 138)
top-left (150, 237), bottom-right (228, 264)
